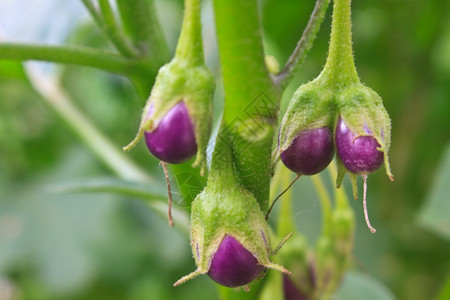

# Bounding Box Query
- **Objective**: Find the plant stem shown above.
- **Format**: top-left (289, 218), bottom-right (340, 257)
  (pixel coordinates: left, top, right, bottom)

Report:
top-left (275, 0), bottom-right (331, 89)
top-left (27, 68), bottom-right (153, 184)
top-left (0, 43), bottom-right (146, 76)
top-left (319, 0), bottom-right (359, 88)
top-left (213, 0), bottom-right (279, 210)
top-left (175, 0), bottom-right (204, 66)
top-left (98, 0), bottom-right (139, 57)
top-left (80, 0), bottom-right (103, 25)
top-left (116, 0), bottom-right (170, 62)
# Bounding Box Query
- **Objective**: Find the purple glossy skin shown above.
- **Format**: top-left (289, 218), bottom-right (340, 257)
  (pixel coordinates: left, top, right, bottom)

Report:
top-left (280, 127), bottom-right (334, 175)
top-left (207, 235), bottom-right (265, 287)
top-left (335, 118), bottom-right (384, 174)
top-left (144, 101), bottom-right (197, 164)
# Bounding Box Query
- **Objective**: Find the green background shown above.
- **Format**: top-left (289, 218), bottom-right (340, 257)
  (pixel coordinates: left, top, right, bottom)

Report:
top-left (0, 0), bottom-right (449, 299)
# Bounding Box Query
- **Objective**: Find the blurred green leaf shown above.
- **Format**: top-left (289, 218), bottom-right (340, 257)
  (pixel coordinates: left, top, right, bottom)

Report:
top-left (0, 60), bottom-right (28, 80)
top-left (334, 271), bottom-right (396, 300)
top-left (49, 177), bottom-right (166, 200)
top-left (417, 144), bottom-right (450, 240)
top-left (48, 177), bottom-right (191, 232)
top-left (436, 277), bottom-right (450, 300)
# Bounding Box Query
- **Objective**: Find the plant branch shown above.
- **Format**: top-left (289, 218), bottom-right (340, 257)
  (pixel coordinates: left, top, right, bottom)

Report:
top-left (50, 178), bottom-right (190, 233)
top-left (213, 0), bottom-right (280, 210)
top-left (80, 0), bottom-right (103, 26)
top-left (26, 67), bottom-right (153, 184)
top-left (98, 0), bottom-right (139, 57)
top-left (81, 0), bottom-right (138, 57)
top-left (116, 0), bottom-right (170, 61)
top-left (0, 43), bottom-right (146, 75)
top-left (275, 0), bottom-right (330, 89)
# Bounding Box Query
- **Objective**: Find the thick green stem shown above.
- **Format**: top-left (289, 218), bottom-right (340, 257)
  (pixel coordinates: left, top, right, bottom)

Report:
top-left (0, 43), bottom-right (147, 76)
top-left (319, 0), bottom-right (359, 88)
top-left (175, 0), bottom-right (204, 66)
top-left (213, 0), bottom-right (280, 210)
top-left (208, 125), bottom-right (237, 186)
top-left (275, 0), bottom-right (330, 89)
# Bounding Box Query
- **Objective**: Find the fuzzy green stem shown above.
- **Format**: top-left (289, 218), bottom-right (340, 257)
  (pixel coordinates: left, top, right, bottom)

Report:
top-left (175, 0), bottom-right (204, 66)
top-left (98, 0), bottom-right (138, 57)
top-left (275, 0), bottom-right (330, 89)
top-left (320, 0), bottom-right (359, 88)
top-left (213, 0), bottom-right (280, 210)
top-left (0, 43), bottom-right (146, 75)
top-left (208, 125), bottom-right (237, 186)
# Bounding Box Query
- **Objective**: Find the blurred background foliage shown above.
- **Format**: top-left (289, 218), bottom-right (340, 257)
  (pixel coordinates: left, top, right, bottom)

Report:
top-left (0, 0), bottom-right (449, 299)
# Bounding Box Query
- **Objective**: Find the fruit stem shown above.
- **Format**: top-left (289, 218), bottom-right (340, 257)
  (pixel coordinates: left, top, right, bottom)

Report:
top-left (319, 0), bottom-right (359, 88)
top-left (160, 162), bottom-right (174, 227)
top-left (175, 0), bottom-right (205, 66)
top-left (363, 175), bottom-right (376, 233)
top-left (266, 174), bottom-right (300, 220)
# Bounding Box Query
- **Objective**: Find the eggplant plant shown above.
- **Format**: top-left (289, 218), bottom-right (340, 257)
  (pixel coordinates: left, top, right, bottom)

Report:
top-left (0, 0), bottom-right (394, 299)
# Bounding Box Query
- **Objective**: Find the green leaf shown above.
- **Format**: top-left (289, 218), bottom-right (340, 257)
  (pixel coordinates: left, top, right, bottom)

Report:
top-left (49, 177), bottom-right (166, 201)
top-left (417, 144), bottom-right (450, 240)
top-left (334, 271), bottom-right (396, 300)
top-left (48, 177), bottom-right (190, 232)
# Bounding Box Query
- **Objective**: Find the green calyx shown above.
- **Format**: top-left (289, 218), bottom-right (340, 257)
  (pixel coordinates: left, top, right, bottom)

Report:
top-left (174, 129), bottom-right (290, 286)
top-left (123, 0), bottom-right (215, 172)
top-left (323, 0), bottom-right (392, 182)
top-left (277, 80), bottom-right (335, 157)
top-left (277, 0), bottom-right (392, 184)
top-left (142, 59), bottom-right (214, 171)
top-left (336, 84), bottom-right (394, 184)
top-left (189, 179), bottom-right (272, 275)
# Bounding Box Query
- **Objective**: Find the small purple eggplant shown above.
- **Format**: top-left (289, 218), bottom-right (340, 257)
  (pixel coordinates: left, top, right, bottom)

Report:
top-left (280, 127), bottom-right (334, 175)
top-left (335, 117), bottom-right (386, 233)
top-left (335, 118), bottom-right (383, 175)
top-left (207, 235), bottom-right (265, 287)
top-left (276, 81), bottom-right (335, 176)
top-left (144, 101), bottom-right (197, 164)
top-left (173, 164), bottom-right (291, 288)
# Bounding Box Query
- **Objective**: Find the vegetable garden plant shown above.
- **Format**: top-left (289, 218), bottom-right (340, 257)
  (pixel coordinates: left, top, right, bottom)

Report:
top-left (1, 0), bottom-right (405, 299)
